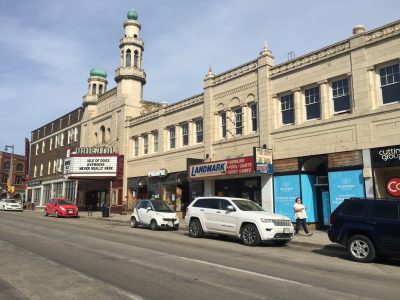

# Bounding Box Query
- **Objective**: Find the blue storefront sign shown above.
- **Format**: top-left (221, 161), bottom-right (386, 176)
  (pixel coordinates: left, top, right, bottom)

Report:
top-left (274, 175), bottom-right (301, 222)
top-left (328, 170), bottom-right (365, 212)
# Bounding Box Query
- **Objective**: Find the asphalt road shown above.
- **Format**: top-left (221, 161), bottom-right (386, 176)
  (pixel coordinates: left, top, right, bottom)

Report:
top-left (1, 211), bottom-right (400, 300)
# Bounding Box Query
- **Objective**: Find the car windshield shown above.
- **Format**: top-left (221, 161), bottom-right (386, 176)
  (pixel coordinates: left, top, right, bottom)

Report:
top-left (5, 200), bottom-right (17, 203)
top-left (57, 199), bottom-right (73, 205)
top-left (151, 201), bottom-right (173, 212)
top-left (232, 199), bottom-right (264, 211)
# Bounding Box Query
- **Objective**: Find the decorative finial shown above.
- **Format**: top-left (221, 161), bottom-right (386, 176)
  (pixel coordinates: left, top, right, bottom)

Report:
top-left (260, 40), bottom-right (272, 56)
top-left (205, 65), bottom-right (214, 79)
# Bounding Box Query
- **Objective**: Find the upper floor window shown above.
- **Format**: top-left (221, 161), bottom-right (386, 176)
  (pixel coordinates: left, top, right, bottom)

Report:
top-left (126, 49), bottom-right (132, 67)
top-left (49, 138), bottom-right (53, 150)
top-left (153, 131), bottom-right (158, 152)
top-left (34, 165), bottom-right (37, 178)
top-left (234, 107), bottom-right (243, 135)
top-left (40, 164), bottom-right (43, 176)
top-left (2, 174), bottom-right (9, 183)
top-left (35, 144), bottom-right (39, 155)
top-left (92, 83), bottom-right (97, 95)
top-left (379, 63), bottom-right (400, 105)
top-left (133, 137), bottom-right (139, 157)
top-left (15, 176), bottom-right (23, 185)
top-left (42, 141), bottom-right (45, 153)
top-left (196, 119), bottom-right (203, 143)
top-left (182, 123), bottom-right (189, 146)
top-left (67, 130), bottom-right (72, 144)
top-left (169, 127), bottom-right (176, 149)
top-left (250, 103), bottom-right (257, 132)
top-left (281, 94), bottom-right (295, 125)
top-left (48, 161), bottom-right (51, 175)
top-left (134, 50), bottom-right (139, 68)
top-left (99, 84), bottom-right (103, 95)
top-left (220, 112), bottom-right (227, 139)
top-left (305, 86), bottom-right (320, 120)
top-left (100, 126), bottom-right (106, 144)
top-left (143, 134), bottom-right (148, 154)
top-left (332, 78), bottom-right (351, 113)
top-left (16, 163), bottom-right (23, 172)
top-left (74, 128), bottom-right (79, 142)
top-left (3, 161), bottom-right (10, 170)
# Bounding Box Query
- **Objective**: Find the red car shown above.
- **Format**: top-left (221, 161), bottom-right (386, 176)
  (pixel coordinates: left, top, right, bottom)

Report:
top-left (44, 198), bottom-right (79, 218)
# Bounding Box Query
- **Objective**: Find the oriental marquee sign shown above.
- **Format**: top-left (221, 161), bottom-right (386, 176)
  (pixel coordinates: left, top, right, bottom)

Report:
top-left (64, 156), bottom-right (118, 177)
top-left (74, 147), bottom-right (114, 155)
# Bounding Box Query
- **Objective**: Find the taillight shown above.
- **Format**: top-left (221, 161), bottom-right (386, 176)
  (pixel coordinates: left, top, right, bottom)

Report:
top-left (330, 215), bottom-right (336, 226)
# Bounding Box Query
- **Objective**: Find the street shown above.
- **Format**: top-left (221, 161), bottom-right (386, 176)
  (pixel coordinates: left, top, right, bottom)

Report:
top-left (1, 211), bottom-right (400, 300)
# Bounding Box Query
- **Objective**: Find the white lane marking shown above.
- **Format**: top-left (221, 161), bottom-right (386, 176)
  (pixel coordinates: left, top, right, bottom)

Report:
top-left (180, 256), bottom-right (313, 287)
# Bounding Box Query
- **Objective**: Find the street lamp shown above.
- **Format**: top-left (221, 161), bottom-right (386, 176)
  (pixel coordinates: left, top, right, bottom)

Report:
top-left (4, 144), bottom-right (14, 198)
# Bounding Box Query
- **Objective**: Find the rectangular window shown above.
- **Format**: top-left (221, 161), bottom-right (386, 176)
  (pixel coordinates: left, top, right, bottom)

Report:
top-left (220, 112), bottom-right (227, 139)
top-left (143, 134), bottom-right (148, 154)
top-left (153, 131), bottom-right (158, 153)
top-left (67, 130), bottom-right (72, 144)
top-left (15, 176), bottom-right (23, 185)
top-left (196, 119), bottom-right (203, 143)
top-left (74, 128), bottom-right (79, 142)
top-left (305, 87), bottom-right (321, 120)
top-left (49, 138), bottom-right (53, 150)
top-left (42, 141), bottom-right (45, 153)
top-left (35, 144), bottom-right (39, 155)
top-left (369, 202), bottom-right (398, 220)
top-left (34, 165), bottom-right (37, 177)
top-left (281, 94), bottom-right (295, 125)
top-left (250, 104), bottom-right (257, 132)
top-left (60, 133), bottom-right (64, 146)
top-left (40, 164), bottom-right (43, 176)
top-left (234, 108), bottom-right (243, 135)
top-left (332, 78), bottom-right (351, 113)
top-left (55, 136), bottom-right (58, 148)
top-left (133, 137), bottom-right (139, 157)
top-left (182, 123), bottom-right (189, 146)
top-left (3, 174), bottom-right (9, 183)
top-left (48, 161), bottom-right (51, 175)
top-left (380, 64), bottom-right (400, 104)
top-left (169, 127), bottom-right (176, 149)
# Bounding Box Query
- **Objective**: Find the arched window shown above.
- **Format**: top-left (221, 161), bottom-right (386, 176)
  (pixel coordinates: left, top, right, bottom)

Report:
top-left (99, 84), bottom-right (103, 95)
top-left (16, 163), bottom-right (23, 172)
top-left (100, 126), bottom-right (106, 143)
top-left (134, 50), bottom-right (139, 68)
top-left (107, 128), bottom-right (111, 142)
top-left (92, 83), bottom-right (97, 95)
top-left (3, 161), bottom-right (10, 170)
top-left (126, 49), bottom-right (131, 67)
top-left (120, 50), bottom-right (124, 66)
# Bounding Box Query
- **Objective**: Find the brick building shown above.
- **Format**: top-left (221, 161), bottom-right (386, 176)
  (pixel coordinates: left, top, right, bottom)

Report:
top-left (0, 151), bottom-right (26, 200)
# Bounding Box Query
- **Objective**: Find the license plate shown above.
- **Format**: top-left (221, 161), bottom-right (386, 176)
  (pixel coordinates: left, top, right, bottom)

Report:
top-left (283, 228), bottom-right (290, 233)
top-left (68, 210), bottom-right (73, 214)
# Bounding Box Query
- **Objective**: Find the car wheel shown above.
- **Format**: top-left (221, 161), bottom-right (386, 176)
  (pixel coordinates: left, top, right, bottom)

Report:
top-left (347, 235), bottom-right (376, 263)
top-left (188, 218), bottom-right (204, 238)
top-left (150, 219), bottom-right (159, 231)
top-left (55, 210), bottom-right (59, 218)
top-left (130, 217), bottom-right (138, 228)
top-left (44, 209), bottom-right (48, 217)
top-left (272, 240), bottom-right (288, 246)
top-left (241, 224), bottom-right (261, 246)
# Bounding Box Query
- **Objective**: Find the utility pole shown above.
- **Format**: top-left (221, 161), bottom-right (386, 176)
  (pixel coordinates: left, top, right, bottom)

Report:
top-left (5, 144), bottom-right (14, 198)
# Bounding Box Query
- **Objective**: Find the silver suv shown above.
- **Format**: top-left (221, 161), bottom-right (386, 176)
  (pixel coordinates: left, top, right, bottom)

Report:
top-left (184, 197), bottom-right (294, 246)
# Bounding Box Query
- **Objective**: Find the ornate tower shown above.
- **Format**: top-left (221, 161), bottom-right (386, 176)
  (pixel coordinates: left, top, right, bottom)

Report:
top-left (115, 8), bottom-right (146, 111)
top-left (82, 68), bottom-right (108, 116)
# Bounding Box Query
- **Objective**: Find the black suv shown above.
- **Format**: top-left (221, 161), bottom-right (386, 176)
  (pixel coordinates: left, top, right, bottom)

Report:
top-left (328, 198), bottom-right (400, 263)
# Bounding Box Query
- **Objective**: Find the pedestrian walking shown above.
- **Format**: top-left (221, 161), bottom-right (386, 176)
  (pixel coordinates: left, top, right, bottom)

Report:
top-left (293, 197), bottom-right (313, 236)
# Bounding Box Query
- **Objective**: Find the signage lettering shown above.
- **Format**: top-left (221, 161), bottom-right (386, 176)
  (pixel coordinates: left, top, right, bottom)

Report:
top-left (64, 156), bottom-right (117, 177)
top-left (75, 147), bottom-right (113, 155)
top-left (386, 178), bottom-right (400, 197)
top-left (189, 157), bottom-right (254, 179)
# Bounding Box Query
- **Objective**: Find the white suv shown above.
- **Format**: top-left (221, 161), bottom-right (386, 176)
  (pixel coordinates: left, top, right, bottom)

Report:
top-left (185, 197), bottom-right (294, 246)
top-left (130, 199), bottom-right (179, 231)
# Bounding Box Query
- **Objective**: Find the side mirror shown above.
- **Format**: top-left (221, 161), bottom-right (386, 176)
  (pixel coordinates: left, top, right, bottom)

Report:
top-left (226, 205), bottom-right (235, 211)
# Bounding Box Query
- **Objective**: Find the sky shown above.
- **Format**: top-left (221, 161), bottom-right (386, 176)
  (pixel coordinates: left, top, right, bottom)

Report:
top-left (0, 0), bottom-right (399, 155)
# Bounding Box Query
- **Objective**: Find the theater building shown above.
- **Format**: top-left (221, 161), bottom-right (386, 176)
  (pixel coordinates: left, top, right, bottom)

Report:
top-left (27, 7), bottom-right (400, 223)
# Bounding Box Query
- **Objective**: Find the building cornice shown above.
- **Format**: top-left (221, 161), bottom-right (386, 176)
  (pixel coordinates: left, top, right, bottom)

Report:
top-left (212, 60), bottom-right (259, 85)
top-left (213, 82), bottom-right (258, 101)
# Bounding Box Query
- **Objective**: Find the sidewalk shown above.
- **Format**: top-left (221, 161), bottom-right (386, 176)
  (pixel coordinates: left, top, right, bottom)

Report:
top-left (78, 211), bottom-right (333, 247)
top-left (28, 209), bottom-right (333, 247)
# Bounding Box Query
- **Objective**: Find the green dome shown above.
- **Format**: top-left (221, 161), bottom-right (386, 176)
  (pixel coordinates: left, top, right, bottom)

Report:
top-left (127, 9), bottom-right (138, 20)
top-left (90, 68), bottom-right (107, 79)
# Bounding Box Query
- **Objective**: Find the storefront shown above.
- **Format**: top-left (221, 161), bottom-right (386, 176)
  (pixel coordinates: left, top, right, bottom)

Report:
top-left (188, 152), bottom-right (274, 210)
top-left (370, 145), bottom-right (400, 200)
top-left (273, 151), bottom-right (365, 228)
top-left (64, 147), bottom-right (124, 212)
top-left (127, 168), bottom-right (203, 218)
